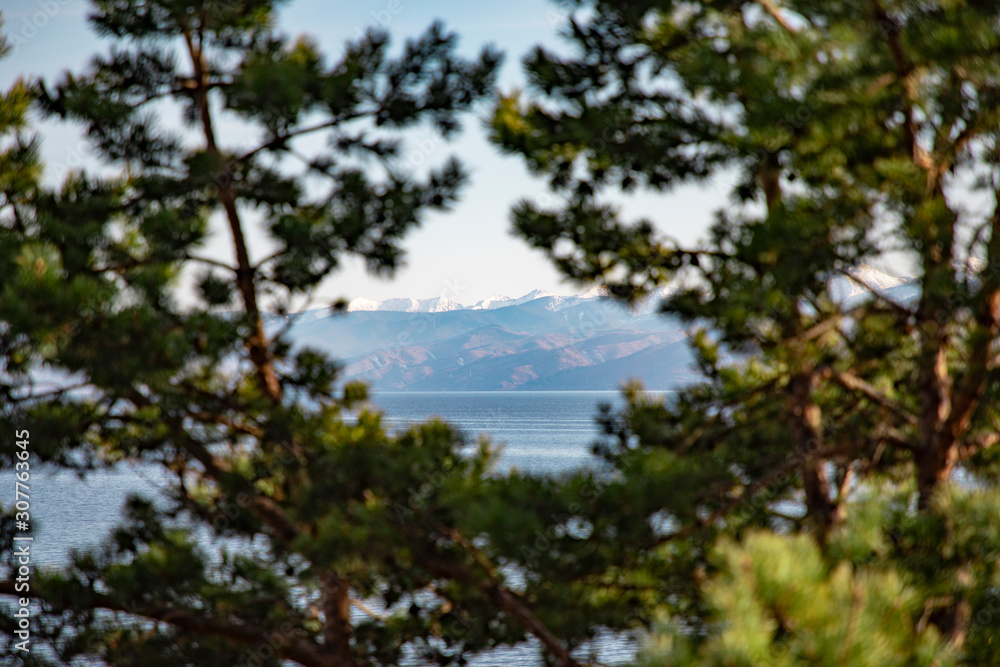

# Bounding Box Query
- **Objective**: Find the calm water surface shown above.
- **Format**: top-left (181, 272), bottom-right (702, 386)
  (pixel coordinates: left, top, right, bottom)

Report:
top-left (374, 391), bottom-right (626, 474)
top-left (29, 391), bottom-right (641, 665)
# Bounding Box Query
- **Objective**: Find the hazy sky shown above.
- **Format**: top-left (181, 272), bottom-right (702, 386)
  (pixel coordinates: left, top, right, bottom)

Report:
top-left (1, 0), bottom-right (733, 308)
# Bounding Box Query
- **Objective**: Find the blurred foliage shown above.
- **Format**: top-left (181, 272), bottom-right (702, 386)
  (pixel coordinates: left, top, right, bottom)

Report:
top-left (493, 0), bottom-right (1000, 664)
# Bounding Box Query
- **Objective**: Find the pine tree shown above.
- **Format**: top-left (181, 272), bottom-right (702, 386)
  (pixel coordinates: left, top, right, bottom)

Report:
top-left (0, 3), bottom-right (632, 666)
top-left (492, 0), bottom-right (1000, 662)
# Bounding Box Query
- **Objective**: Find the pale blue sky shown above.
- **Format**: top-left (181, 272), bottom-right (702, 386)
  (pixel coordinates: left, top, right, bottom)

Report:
top-left (1, 0), bottom-right (731, 307)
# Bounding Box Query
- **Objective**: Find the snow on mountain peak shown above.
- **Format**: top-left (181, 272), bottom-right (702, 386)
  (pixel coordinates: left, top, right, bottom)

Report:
top-left (472, 294), bottom-right (513, 310)
top-left (378, 297), bottom-right (421, 312)
top-left (828, 263), bottom-right (907, 301)
top-left (346, 297), bottom-right (380, 312)
top-left (515, 289), bottom-right (556, 303)
top-left (344, 288), bottom-right (596, 314)
top-left (418, 296), bottom-right (462, 313)
top-left (342, 285), bottom-right (659, 316)
top-left (576, 285), bottom-right (611, 299)
top-left (346, 296), bottom-right (464, 313)
top-left (956, 256), bottom-right (988, 283)
top-left (849, 263), bottom-right (905, 289)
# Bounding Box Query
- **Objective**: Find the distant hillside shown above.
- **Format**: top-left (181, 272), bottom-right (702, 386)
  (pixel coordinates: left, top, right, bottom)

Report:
top-left (282, 289), bottom-right (694, 390)
top-left (279, 266), bottom-right (913, 391)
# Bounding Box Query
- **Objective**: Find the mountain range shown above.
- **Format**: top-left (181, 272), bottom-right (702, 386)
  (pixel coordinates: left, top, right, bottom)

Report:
top-left (341, 286), bottom-right (637, 314)
top-left (279, 265), bottom-right (914, 391)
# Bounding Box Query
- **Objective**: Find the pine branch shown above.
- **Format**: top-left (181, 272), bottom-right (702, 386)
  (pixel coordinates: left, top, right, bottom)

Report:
top-left (835, 267), bottom-right (915, 319)
top-left (945, 196), bottom-right (1000, 446)
top-left (870, 1), bottom-right (929, 171)
top-left (235, 110), bottom-right (375, 166)
top-left (755, 0), bottom-right (800, 34)
top-left (825, 368), bottom-right (917, 426)
top-left (401, 511), bottom-right (583, 667)
top-left (0, 581), bottom-right (330, 667)
top-left (656, 461), bottom-right (798, 545)
top-left (184, 253), bottom-right (237, 273)
top-left (959, 432), bottom-right (1000, 458)
top-left (415, 548), bottom-right (584, 667)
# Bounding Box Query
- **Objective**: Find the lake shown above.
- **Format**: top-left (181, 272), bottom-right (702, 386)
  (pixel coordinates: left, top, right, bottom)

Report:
top-left (374, 390), bottom-right (627, 473)
top-left (28, 391), bottom-right (640, 666)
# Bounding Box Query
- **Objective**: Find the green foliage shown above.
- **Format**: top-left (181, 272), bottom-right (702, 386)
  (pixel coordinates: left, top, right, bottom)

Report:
top-left (1, 4), bottom-right (645, 666)
top-left (642, 483), bottom-right (1000, 666)
top-left (493, 0), bottom-right (1000, 664)
top-left (5, 0), bottom-right (1000, 664)
top-left (2, 4), bottom-right (694, 666)
top-left (643, 529), bottom-right (949, 667)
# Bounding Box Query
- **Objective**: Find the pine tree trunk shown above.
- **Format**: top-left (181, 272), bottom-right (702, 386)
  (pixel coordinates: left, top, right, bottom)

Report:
top-left (321, 573), bottom-right (357, 667)
top-left (182, 22), bottom-right (282, 403)
top-left (788, 370), bottom-right (837, 539)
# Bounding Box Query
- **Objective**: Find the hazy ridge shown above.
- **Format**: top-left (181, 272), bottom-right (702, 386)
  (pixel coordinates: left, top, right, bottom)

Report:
top-left (279, 266), bottom-right (915, 391)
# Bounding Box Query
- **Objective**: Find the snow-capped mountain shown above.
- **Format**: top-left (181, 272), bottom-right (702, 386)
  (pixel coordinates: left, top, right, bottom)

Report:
top-left (471, 294), bottom-right (513, 310)
top-left (288, 286), bottom-right (694, 391)
top-left (341, 262), bottom-right (912, 321)
top-left (577, 285), bottom-right (611, 299)
top-left (284, 266), bottom-right (915, 391)
top-left (347, 288), bottom-right (578, 313)
top-left (344, 297), bottom-right (381, 312)
top-left (635, 285), bottom-right (676, 315)
top-left (471, 289), bottom-right (557, 310)
top-left (828, 264), bottom-right (912, 302)
top-left (346, 296), bottom-right (462, 313)
top-left (344, 286), bottom-right (673, 315)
